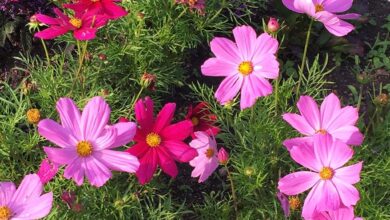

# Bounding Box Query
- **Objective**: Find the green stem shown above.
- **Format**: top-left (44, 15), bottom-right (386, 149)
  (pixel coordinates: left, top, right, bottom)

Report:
top-left (357, 85), bottom-right (363, 110)
top-left (128, 87), bottom-right (144, 118)
top-left (296, 19), bottom-right (313, 98)
top-left (274, 76), bottom-right (280, 115)
top-left (225, 165), bottom-right (238, 219)
top-left (75, 40), bottom-right (89, 86)
top-left (40, 38), bottom-right (50, 66)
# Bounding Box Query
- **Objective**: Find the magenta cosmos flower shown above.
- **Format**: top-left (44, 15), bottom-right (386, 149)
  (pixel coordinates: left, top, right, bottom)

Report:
top-left (282, 93), bottom-right (363, 150)
top-left (308, 206), bottom-right (362, 220)
top-left (201, 25), bottom-right (279, 110)
top-left (189, 131), bottom-right (219, 183)
top-left (0, 174), bottom-right (53, 219)
top-left (282, 0), bottom-right (360, 36)
top-left (38, 97), bottom-right (140, 187)
top-left (34, 8), bottom-right (108, 40)
top-left (278, 134), bottom-right (362, 218)
top-left (126, 97), bottom-right (198, 185)
top-left (64, 0), bottom-right (128, 20)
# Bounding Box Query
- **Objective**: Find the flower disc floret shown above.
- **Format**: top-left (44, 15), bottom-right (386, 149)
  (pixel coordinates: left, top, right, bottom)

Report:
top-left (0, 206), bottom-right (11, 220)
top-left (238, 61), bottom-right (254, 76)
top-left (146, 133), bottom-right (161, 147)
top-left (77, 141), bottom-right (93, 157)
top-left (319, 167), bottom-right (334, 180)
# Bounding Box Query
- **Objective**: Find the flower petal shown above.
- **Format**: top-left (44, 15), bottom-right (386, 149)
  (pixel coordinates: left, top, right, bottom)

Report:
top-left (323, 0), bottom-right (353, 13)
top-left (74, 28), bottom-right (98, 40)
top-left (316, 180), bottom-right (341, 212)
top-left (93, 126), bottom-right (117, 150)
top-left (10, 174), bottom-right (42, 208)
top-left (215, 74), bottom-right (243, 105)
top-left (252, 55), bottom-right (279, 79)
top-left (107, 122), bottom-right (137, 148)
top-left (320, 93), bottom-right (341, 129)
top-left (35, 14), bottom-right (58, 25)
top-left (302, 182), bottom-right (323, 218)
top-left (102, 0), bottom-right (128, 19)
top-left (290, 143), bottom-right (322, 171)
top-left (153, 103), bottom-right (176, 133)
top-left (278, 171), bottom-right (319, 195)
top-left (12, 192), bottom-right (53, 219)
top-left (80, 96), bottom-right (110, 140)
top-left (126, 142), bottom-right (149, 158)
top-left (326, 106), bottom-right (359, 132)
top-left (56, 98), bottom-right (82, 139)
top-left (94, 150), bottom-right (140, 173)
top-left (162, 140), bottom-right (198, 162)
top-left (282, 113), bottom-right (315, 136)
top-left (209, 37), bottom-right (241, 64)
top-left (252, 33), bottom-right (279, 61)
top-left (135, 97), bottom-right (154, 132)
top-left (43, 147), bottom-right (78, 165)
top-left (297, 96), bottom-right (321, 130)
top-left (136, 150), bottom-right (158, 185)
top-left (0, 182), bottom-right (16, 206)
top-left (160, 120), bottom-right (193, 141)
top-left (331, 125), bottom-right (364, 146)
top-left (332, 178), bottom-right (360, 207)
top-left (38, 119), bottom-right (78, 148)
top-left (84, 157), bottom-right (112, 187)
top-left (232, 25), bottom-right (257, 60)
top-left (283, 136), bottom-right (313, 151)
top-left (198, 158), bottom-right (219, 183)
top-left (34, 26), bottom-right (70, 40)
top-left (201, 58), bottom-right (238, 77)
top-left (315, 11), bottom-right (355, 37)
top-left (240, 75), bottom-right (273, 109)
top-left (63, 158), bottom-right (84, 186)
top-left (334, 162), bottom-right (362, 185)
top-left (156, 148), bottom-right (178, 178)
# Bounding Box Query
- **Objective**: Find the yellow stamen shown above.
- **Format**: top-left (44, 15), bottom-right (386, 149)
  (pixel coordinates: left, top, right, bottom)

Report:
top-left (146, 133), bottom-right (161, 147)
top-left (69, 18), bottom-right (82, 29)
top-left (319, 167), bottom-right (334, 180)
top-left (315, 4), bottom-right (324, 13)
top-left (238, 61), bottom-right (254, 76)
top-left (316, 129), bottom-right (327, 135)
top-left (26, 108), bottom-right (41, 124)
top-left (0, 206), bottom-right (12, 220)
top-left (191, 117), bottom-right (200, 126)
top-left (289, 197), bottom-right (301, 210)
top-left (205, 148), bottom-right (215, 158)
top-left (76, 141), bottom-right (93, 157)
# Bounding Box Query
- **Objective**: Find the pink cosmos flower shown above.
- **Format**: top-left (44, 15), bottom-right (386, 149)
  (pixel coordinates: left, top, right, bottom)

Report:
top-left (126, 97), bottom-right (198, 185)
top-left (282, 0), bottom-right (360, 36)
top-left (201, 25), bottom-right (279, 110)
top-left (64, 0), bottom-right (128, 20)
top-left (185, 102), bottom-right (220, 138)
top-left (37, 158), bottom-right (58, 184)
top-left (189, 131), bottom-right (219, 183)
top-left (34, 8), bottom-right (108, 40)
top-left (0, 174), bottom-right (53, 219)
top-left (278, 134), bottom-right (362, 218)
top-left (307, 207), bottom-right (362, 220)
top-left (38, 96), bottom-right (140, 187)
top-left (282, 93), bottom-right (363, 150)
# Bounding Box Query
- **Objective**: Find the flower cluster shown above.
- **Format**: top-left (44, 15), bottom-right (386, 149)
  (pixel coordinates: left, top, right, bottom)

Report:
top-left (34, 0), bottom-right (128, 40)
top-left (278, 93), bottom-right (364, 219)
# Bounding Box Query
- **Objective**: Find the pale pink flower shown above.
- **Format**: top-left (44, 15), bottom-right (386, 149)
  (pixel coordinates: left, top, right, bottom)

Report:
top-left (278, 134), bottom-right (362, 218)
top-left (307, 207), bottom-right (362, 220)
top-left (189, 131), bottom-right (219, 183)
top-left (282, 93), bottom-right (363, 150)
top-left (0, 174), bottom-right (53, 219)
top-left (277, 191), bottom-right (290, 217)
top-left (201, 25), bottom-right (279, 110)
top-left (282, 0), bottom-right (360, 36)
top-left (37, 158), bottom-right (58, 184)
top-left (38, 96), bottom-right (140, 187)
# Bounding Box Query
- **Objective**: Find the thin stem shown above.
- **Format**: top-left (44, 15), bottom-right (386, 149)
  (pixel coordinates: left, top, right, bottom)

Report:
top-left (37, 27), bottom-right (50, 67)
top-left (274, 76), bottom-right (280, 115)
top-left (75, 40), bottom-right (89, 86)
top-left (225, 165), bottom-right (238, 219)
top-left (128, 87), bottom-right (144, 118)
top-left (357, 85), bottom-right (363, 110)
top-left (296, 19), bottom-right (313, 98)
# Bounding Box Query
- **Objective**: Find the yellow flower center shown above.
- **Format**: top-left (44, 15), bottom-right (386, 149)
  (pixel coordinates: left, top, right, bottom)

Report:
top-left (205, 148), bottom-right (215, 158)
top-left (26, 108), bottom-right (41, 124)
top-left (188, 0), bottom-right (198, 6)
top-left (315, 4), bottom-right (324, 13)
top-left (319, 167), bottom-right (334, 180)
top-left (0, 206), bottom-right (11, 220)
top-left (238, 61), bottom-right (254, 76)
top-left (289, 197), bottom-right (301, 210)
top-left (146, 133), bottom-right (161, 147)
top-left (191, 117), bottom-right (200, 126)
top-left (76, 141), bottom-right (93, 157)
top-left (69, 18), bottom-right (82, 29)
top-left (316, 129), bottom-right (327, 135)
